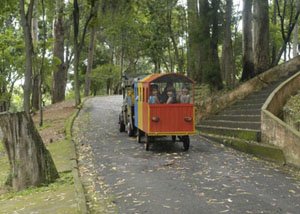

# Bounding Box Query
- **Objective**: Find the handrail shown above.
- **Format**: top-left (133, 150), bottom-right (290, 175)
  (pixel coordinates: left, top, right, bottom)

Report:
top-left (261, 71), bottom-right (300, 168)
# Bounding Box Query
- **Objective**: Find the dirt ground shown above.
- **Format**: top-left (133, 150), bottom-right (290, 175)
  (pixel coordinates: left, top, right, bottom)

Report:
top-left (32, 99), bottom-right (77, 145)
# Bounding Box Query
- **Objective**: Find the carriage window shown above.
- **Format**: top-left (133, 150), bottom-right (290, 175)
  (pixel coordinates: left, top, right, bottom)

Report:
top-left (139, 87), bottom-right (141, 102)
top-left (149, 81), bottom-right (193, 104)
top-left (143, 88), bottom-right (145, 102)
top-left (146, 88), bottom-right (149, 103)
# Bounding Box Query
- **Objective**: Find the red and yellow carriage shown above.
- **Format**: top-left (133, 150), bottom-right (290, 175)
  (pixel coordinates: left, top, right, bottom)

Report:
top-left (133, 73), bottom-right (195, 151)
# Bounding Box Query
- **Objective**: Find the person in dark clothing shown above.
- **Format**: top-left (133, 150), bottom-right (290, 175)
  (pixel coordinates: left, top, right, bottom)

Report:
top-left (166, 87), bottom-right (177, 104)
top-left (161, 82), bottom-right (174, 103)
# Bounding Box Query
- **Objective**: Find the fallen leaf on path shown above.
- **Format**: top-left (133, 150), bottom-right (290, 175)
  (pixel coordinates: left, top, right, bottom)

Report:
top-left (289, 190), bottom-right (296, 194)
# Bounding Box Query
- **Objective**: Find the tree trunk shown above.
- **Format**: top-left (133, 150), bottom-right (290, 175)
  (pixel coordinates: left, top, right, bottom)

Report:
top-left (293, 0), bottom-right (300, 57)
top-left (31, 74), bottom-right (39, 111)
top-left (31, 15), bottom-right (39, 111)
top-left (73, 0), bottom-right (81, 106)
top-left (84, 26), bottom-right (96, 97)
top-left (271, 2), bottom-right (278, 65)
top-left (52, 0), bottom-right (66, 104)
top-left (273, 0), bottom-right (300, 65)
top-left (221, 0), bottom-right (235, 87)
top-left (199, 0), bottom-right (210, 83)
top-left (73, 0), bottom-right (95, 106)
top-left (167, 0), bottom-right (183, 74)
top-left (253, 0), bottom-right (270, 74)
top-left (39, 0), bottom-right (47, 127)
top-left (241, 0), bottom-right (255, 81)
top-left (0, 82), bottom-right (8, 112)
top-left (208, 0), bottom-right (223, 90)
top-left (19, 0), bottom-right (35, 114)
top-left (0, 112), bottom-right (59, 191)
top-left (187, 0), bottom-right (200, 80)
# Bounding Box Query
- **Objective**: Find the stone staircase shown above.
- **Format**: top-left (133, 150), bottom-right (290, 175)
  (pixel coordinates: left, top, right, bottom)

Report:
top-left (197, 74), bottom-right (296, 163)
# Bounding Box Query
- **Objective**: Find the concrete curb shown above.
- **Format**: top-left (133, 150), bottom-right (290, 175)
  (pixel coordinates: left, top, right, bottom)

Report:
top-left (199, 132), bottom-right (286, 165)
top-left (65, 99), bottom-right (88, 214)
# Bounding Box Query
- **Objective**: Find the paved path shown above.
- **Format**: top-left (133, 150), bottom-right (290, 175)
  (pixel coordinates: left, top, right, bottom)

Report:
top-left (74, 96), bottom-right (300, 214)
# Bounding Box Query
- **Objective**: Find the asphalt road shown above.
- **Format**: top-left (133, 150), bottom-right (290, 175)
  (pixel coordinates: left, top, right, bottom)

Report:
top-left (74, 96), bottom-right (300, 214)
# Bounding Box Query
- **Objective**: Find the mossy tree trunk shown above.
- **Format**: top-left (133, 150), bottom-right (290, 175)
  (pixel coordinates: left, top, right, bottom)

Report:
top-left (253, 0), bottom-right (270, 74)
top-left (0, 112), bottom-right (59, 191)
top-left (52, 0), bottom-right (67, 104)
top-left (241, 0), bottom-right (254, 81)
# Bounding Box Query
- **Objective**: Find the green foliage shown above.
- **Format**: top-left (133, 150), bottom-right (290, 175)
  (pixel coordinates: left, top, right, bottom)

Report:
top-left (1, 0), bottom-right (297, 108)
top-left (0, 28), bottom-right (24, 110)
top-left (0, 140), bottom-right (3, 153)
top-left (283, 90), bottom-right (300, 123)
top-left (91, 63), bottom-right (121, 95)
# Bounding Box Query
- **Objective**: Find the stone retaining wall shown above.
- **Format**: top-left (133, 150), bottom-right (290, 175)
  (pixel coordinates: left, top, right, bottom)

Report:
top-left (196, 56), bottom-right (300, 122)
top-left (283, 93), bottom-right (300, 132)
top-left (261, 71), bottom-right (300, 168)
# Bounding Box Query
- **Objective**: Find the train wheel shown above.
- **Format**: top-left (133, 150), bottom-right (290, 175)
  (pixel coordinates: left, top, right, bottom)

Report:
top-left (137, 130), bottom-right (142, 143)
top-left (119, 116), bottom-right (125, 132)
top-left (145, 134), bottom-right (151, 151)
top-left (127, 122), bottom-right (134, 137)
top-left (182, 136), bottom-right (190, 151)
top-left (172, 135), bottom-right (176, 142)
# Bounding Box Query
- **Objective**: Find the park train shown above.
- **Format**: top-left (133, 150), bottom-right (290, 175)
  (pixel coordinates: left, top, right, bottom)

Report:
top-left (118, 73), bottom-right (196, 151)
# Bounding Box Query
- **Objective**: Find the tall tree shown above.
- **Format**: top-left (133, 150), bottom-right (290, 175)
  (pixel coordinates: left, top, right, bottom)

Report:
top-left (187, 0), bottom-right (200, 79)
top-left (31, 4), bottom-right (39, 111)
top-left (84, 26), bottom-right (96, 97)
top-left (293, 0), bottom-right (300, 57)
top-left (166, 0), bottom-right (183, 73)
top-left (198, 0), bottom-right (210, 83)
top-left (73, 0), bottom-right (96, 106)
top-left (273, 0), bottom-right (300, 65)
top-left (241, 0), bottom-right (254, 81)
top-left (39, 0), bottom-right (47, 127)
top-left (19, 0), bottom-right (35, 114)
top-left (207, 0), bottom-right (223, 90)
top-left (52, 0), bottom-right (66, 104)
top-left (73, 0), bottom-right (81, 106)
top-left (271, 2), bottom-right (278, 65)
top-left (221, 0), bottom-right (235, 87)
top-left (253, 0), bottom-right (270, 74)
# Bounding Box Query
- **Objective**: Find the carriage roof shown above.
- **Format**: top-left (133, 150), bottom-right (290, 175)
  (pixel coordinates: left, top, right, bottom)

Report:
top-left (137, 73), bottom-right (194, 84)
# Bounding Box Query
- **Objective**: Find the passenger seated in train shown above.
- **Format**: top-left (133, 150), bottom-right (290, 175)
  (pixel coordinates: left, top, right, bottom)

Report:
top-left (161, 82), bottom-right (173, 103)
top-left (166, 87), bottom-right (177, 104)
top-left (149, 84), bottom-right (161, 104)
top-left (177, 85), bottom-right (191, 104)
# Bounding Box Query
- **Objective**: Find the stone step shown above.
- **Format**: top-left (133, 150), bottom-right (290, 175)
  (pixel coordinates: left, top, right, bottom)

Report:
top-left (198, 133), bottom-right (285, 164)
top-left (230, 103), bottom-right (263, 110)
top-left (237, 98), bottom-right (266, 105)
top-left (220, 108), bottom-right (261, 116)
top-left (241, 94), bottom-right (268, 101)
top-left (208, 114), bottom-right (261, 122)
top-left (245, 93), bottom-right (269, 101)
top-left (199, 120), bottom-right (261, 130)
top-left (197, 125), bottom-right (261, 141)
